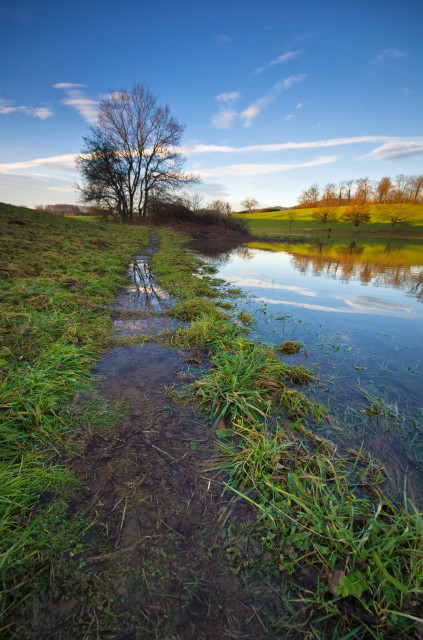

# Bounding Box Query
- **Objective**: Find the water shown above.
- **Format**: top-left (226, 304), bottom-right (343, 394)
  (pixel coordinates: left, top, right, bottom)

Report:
top-left (211, 236), bottom-right (423, 499)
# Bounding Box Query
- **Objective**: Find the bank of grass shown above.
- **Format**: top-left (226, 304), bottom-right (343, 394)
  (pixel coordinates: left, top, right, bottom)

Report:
top-left (0, 203), bottom-right (149, 620)
top-left (151, 232), bottom-right (423, 639)
top-left (2, 207), bottom-right (422, 637)
top-left (237, 203), bottom-right (423, 236)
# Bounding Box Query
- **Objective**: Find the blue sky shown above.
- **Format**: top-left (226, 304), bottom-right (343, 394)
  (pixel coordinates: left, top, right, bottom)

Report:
top-left (1, 0), bottom-right (422, 209)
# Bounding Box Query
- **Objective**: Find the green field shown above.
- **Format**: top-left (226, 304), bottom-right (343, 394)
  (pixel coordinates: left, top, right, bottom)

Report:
top-left (237, 203), bottom-right (423, 236)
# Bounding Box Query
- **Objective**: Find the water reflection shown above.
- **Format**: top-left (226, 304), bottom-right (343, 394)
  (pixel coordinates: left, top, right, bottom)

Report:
top-left (249, 238), bottom-right (423, 301)
top-left (213, 237), bottom-right (423, 500)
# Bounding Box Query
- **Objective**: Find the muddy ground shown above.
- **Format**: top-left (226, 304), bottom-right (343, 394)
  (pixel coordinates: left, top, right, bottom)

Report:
top-left (20, 240), bottom-right (301, 639)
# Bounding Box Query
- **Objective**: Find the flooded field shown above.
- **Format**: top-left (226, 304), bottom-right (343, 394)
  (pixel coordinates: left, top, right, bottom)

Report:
top-left (211, 236), bottom-right (423, 500)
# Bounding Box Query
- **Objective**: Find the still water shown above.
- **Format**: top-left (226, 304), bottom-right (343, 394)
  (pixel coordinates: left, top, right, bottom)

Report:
top-left (212, 237), bottom-right (423, 499)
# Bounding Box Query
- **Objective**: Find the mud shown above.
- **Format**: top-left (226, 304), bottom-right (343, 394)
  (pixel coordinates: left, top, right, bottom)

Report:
top-left (22, 235), bottom-right (294, 639)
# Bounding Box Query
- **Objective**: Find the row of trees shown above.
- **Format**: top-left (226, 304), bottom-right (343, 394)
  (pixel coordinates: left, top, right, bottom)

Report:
top-left (298, 175), bottom-right (423, 208)
top-left (309, 199), bottom-right (411, 233)
top-left (35, 204), bottom-right (88, 216)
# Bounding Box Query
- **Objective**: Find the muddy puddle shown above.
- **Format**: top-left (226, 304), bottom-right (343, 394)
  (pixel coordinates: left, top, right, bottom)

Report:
top-left (112, 238), bottom-right (180, 337)
top-left (26, 236), bottom-right (293, 639)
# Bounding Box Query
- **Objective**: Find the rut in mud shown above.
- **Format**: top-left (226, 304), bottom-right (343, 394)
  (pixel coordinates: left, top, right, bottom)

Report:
top-left (25, 236), bottom-right (291, 639)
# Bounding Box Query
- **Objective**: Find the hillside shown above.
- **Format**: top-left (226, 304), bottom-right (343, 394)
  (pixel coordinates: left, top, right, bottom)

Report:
top-left (236, 203), bottom-right (423, 236)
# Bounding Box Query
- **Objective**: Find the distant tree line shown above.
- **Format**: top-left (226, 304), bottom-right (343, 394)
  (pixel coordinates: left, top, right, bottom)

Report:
top-left (297, 175), bottom-right (423, 208)
top-left (35, 204), bottom-right (92, 216)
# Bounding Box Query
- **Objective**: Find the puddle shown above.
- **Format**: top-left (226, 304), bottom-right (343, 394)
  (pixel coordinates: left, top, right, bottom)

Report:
top-left (112, 236), bottom-right (180, 337)
top-left (30, 235), bottom-right (293, 638)
top-left (212, 241), bottom-right (423, 500)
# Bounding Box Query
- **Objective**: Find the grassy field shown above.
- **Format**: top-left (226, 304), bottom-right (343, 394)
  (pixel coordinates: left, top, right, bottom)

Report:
top-left (237, 203), bottom-right (423, 236)
top-left (0, 203), bottom-right (149, 624)
top-left (1, 203), bottom-right (422, 638)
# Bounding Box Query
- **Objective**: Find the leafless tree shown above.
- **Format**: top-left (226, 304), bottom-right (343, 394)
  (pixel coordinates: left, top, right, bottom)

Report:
top-left (76, 83), bottom-right (196, 222)
top-left (241, 197), bottom-right (259, 214)
top-left (209, 199), bottom-right (232, 215)
top-left (408, 175), bottom-right (423, 203)
top-left (297, 183), bottom-right (320, 207)
top-left (322, 183), bottom-right (337, 206)
top-left (355, 177), bottom-right (373, 204)
top-left (375, 177), bottom-right (393, 203)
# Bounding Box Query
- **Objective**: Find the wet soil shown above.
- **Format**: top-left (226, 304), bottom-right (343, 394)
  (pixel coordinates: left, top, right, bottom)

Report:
top-left (23, 235), bottom-right (293, 639)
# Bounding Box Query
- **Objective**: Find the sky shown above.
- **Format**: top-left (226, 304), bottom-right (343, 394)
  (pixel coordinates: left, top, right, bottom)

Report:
top-left (0, 0), bottom-right (422, 209)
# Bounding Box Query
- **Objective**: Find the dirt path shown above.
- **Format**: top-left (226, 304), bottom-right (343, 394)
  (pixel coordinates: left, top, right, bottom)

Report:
top-left (25, 238), bottom-right (290, 639)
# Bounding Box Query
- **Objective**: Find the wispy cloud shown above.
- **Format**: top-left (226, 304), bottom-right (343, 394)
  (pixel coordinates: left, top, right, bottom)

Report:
top-left (256, 50), bottom-right (303, 74)
top-left (54, 82), bottom-right (99, 124)
top-left (210, 91), bottom-right (240, 130)
top-left (285, 114), bottom-right (295, 121)
top-left (0, 153), bottom-right (78, 175)
top-left (0, 98), bottom-right (53, 120)
top-left (372, 48), bottom-right (410, 63)
top-left (362, 139), bottom-right (423, 160)
top-left (195, 155), bottom-right (338, 178)
top-left (240, 75), bottom-right (306, 127)
top-left (215, 33), bottom-right (233, 43)
top-left (181, 135), bottom-right (393, 156)
top-left (211, 75), bottom-right (306, 130)
top-left (216, 91), bottom-right (241, 102)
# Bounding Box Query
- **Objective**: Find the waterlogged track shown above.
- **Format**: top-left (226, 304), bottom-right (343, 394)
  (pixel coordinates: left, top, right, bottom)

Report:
top-left (27, 236), bottom-right (288, 639)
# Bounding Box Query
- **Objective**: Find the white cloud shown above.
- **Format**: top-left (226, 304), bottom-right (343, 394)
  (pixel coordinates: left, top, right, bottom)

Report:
top-left (278, 74), bottom-right (306, 91)
top-left (256, 50), bottom-right (303, 73)
top-left (53, 82), bottom-right (87, 89)
top-left (181, 135), bottom-right (393, 156)
top-left (216, 91), bottom-right (241, 102)
top-left (296, 103), bottom-right (303, 110)
top-left (372, 48), bottom-right (410, 63)
top-left (210, 91), bottom-right (240, 129)
top-left (239, 75), bottom-right (306, 128)
top-left (54, 83), bottom-right (99, 124)
top-left (0, 98), bottom-right (53, 120)
top-left (210, 108), bottom-right (238, 130)
top-left (195, 155), bottom-right (338, 178)
top-left (362, 140), bottom-right (423, 160)
top-left (210, 75), bottom-right (306, 129)
top-left (0, 153), bottom-right (78, 174)
top-left (285, 114), bottom-right (295, 120)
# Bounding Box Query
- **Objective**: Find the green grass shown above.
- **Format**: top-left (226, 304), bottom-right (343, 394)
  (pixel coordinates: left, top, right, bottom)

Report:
top-left (0, 203), bottom-right (149, 617)
top-left (2, 204), bottom-right (422, 638)
top-left (237, 203), bottom-right (423, 236)
top-left (150, 232), bottom-right (423, 638)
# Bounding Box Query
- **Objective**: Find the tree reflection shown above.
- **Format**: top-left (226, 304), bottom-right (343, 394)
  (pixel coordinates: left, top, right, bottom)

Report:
top-left (284, 240), bottom-right (423, 301)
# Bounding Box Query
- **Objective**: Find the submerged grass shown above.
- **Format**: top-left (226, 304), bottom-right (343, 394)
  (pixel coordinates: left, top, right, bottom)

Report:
top-left (0, 203), bottom-right (148, 618)
top-left (150, 229), bottom-right (423, 639)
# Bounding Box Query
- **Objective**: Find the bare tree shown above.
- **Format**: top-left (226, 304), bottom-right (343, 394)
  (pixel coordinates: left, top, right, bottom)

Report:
top-left (76, 83), bottom-right (195, 222)
top-left (375, 177), bottom-right (393, 203)
top-left (297, 183), bottom-right (320, 207)
top-left (322, 183), bottom-right (337, 206)
top-left (409, 175), bottom-right (423, 203)
top-left (241, 197), bottom-right (259, 214)
top-left (209, 199), bottom-right (232, 215)
top-left (355, 177), bottom-right (373, 204)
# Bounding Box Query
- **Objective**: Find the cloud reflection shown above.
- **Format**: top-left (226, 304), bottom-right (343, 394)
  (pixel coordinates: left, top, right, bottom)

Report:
top-left (224, 276), bottom-right (317, 297)
top-left (255, 296), bottom-right (419, 317)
